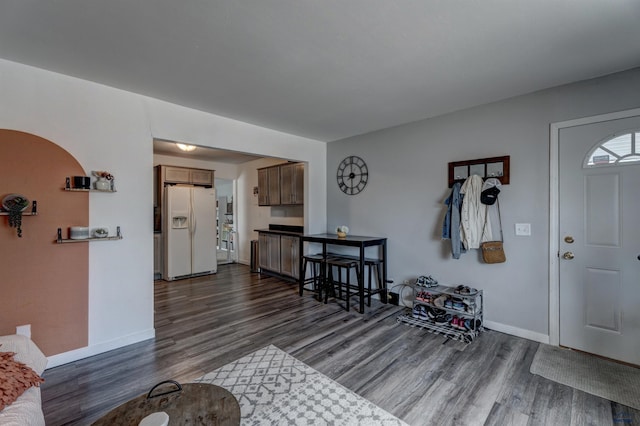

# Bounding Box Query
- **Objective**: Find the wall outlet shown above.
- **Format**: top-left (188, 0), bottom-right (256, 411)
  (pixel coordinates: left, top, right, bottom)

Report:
top-left (515, 223), bottom-right (531, 236)
top-left (16, 324), bottom-right (31, 338)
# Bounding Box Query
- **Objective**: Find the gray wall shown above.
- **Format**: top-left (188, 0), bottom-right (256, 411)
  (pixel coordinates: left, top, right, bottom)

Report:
top-left (327, 67), bottom-right (640, 339)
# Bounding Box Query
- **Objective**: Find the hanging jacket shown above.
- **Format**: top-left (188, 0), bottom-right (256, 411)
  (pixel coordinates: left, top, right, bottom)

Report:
top-left (460, 175), bottom-right (492, 249)
top-left (442, 182), bottom-right (466, 259)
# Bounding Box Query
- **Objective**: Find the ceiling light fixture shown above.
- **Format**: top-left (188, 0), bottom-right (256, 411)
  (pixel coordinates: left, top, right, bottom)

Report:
top-left (176, 143), bottom-right (196, 152)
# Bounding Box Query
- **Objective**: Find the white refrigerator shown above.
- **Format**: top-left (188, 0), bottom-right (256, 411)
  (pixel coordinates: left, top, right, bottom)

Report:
top-left (164, 186), bottom-right (217, 280)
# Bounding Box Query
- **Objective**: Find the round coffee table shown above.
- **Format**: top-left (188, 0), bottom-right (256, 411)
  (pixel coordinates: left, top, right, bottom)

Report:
top-left (92, 381), bottom-right (240, 425)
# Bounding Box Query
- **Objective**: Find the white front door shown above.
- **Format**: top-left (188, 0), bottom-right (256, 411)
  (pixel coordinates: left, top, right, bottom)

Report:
top-left (558, 115), bottom-right (640, 365)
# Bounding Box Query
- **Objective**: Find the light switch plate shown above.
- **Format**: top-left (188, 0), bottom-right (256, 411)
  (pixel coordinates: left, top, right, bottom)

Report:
top-left (515, 223), bottom-right (531, 236)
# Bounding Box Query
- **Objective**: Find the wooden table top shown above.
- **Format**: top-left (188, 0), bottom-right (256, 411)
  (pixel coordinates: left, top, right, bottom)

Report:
top-left (92, 382), bottom-right (240, 426)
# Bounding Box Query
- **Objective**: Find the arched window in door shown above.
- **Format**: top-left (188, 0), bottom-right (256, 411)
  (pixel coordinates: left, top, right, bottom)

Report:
top-left (584, 130), bottom-right (640, 167)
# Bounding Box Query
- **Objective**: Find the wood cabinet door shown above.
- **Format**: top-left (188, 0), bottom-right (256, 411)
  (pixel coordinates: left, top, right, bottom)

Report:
top-left (190, 169), bottom-right (213, 186)
top-left (280, 235), bottom-right (299, 279)
top-left (267, 166), bottom-right (281, 205)
top-left (292, 163), bottom-right (304, 205)
top-left (280, 163), bottom-right (304, 205)
top-left (258, 168), bottom-right (270, 206)
top-left (164, 166), bottom-right (191, 184)
top-left (258, 233), bottom-right (270, 270)
top-left (280, 164), bottom-right (294, 205)
top-left (266, 234), bottom-right (281, 273)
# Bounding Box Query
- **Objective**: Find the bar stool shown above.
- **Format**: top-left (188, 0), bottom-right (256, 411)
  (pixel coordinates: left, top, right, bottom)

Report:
top-left (301, 254), bottom-right (325, 299)
top-left (325, 256), bottom-right (361, 311)
top-left (325, 252), bottom-right (385, 308)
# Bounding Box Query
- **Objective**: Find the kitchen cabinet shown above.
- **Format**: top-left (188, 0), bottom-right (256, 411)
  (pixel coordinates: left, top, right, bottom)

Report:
top-left (258, 233), bottom-right (281, 274)
top-left (280, 235), bottom-right (300, 279)
top-left (257, 163), bottom-right (303, 206)
top-left (257, 231), bottom-right (300, 280)
top-left (258, 166), bottom-right (281, 206)
top-left (161, 166), bottom-right (213, 186)
top-left (280, 163), bottom-right (304, 205)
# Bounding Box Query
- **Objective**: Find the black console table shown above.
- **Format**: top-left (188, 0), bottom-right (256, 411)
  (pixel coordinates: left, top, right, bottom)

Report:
top-left (298, 233), bottom-right (388, 312)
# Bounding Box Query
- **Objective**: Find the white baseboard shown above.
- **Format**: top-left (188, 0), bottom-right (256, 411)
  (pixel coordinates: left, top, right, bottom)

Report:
top-left (46, 328), bottom-right (156, 369)
top-left (483, 320), bottom-right (550, 344)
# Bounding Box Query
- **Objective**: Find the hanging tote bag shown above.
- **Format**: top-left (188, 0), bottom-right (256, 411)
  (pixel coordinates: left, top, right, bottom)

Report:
top-left (480, 198), bottom-right (506, 263)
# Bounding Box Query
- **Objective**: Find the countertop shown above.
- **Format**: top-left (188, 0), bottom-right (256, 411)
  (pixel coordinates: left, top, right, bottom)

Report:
top-left (254, 228), bottom-right (303, 236)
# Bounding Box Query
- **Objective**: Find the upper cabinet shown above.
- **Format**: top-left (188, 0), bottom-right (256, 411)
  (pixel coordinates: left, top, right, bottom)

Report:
top-left (258, 166), bottom-right (281, 206)
top-left (258, 163), bottom-right (303, 206)
top-left (162, 166), bottom-right (214, 186)
top-left (280, 162), bottom-right (304, 205)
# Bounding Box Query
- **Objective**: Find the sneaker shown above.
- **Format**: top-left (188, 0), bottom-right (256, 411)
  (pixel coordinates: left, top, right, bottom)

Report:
top-left (459, 286), bottom-right (477, 295)
top-left (412, 305), bottom-right (423, 319)
top-left (451, 316), bottom-right (460, 328)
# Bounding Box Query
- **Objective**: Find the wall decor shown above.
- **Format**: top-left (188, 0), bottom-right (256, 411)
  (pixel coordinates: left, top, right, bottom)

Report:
top-left (1, 194), bottom-right (37, 237)
top-left (448, 155), bottom-right (510, 187)
top-left (337, 155), bottom-right (369, 195)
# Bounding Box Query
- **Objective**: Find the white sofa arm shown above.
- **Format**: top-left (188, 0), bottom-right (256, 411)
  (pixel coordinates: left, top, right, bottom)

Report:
top-left (0, 335), bottom-right (47, 426)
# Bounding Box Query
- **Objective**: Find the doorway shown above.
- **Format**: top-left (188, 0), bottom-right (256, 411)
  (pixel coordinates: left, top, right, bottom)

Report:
top-left (550, 108), bottom-right (640, 365)
top-left (216, 177), bottom-right (236, 264)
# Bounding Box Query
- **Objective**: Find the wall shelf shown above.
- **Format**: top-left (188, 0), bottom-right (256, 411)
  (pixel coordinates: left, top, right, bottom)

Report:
top-left (63, 188), bottom-right (117, 193)
top-left (56, 226), bottom-right (122, 243)
top-left (0, 211), bottom-right (38, 216)
top-left (56, 236), bottom-right (123, 244)
top-left (0, 200), bottom-right (38, 216)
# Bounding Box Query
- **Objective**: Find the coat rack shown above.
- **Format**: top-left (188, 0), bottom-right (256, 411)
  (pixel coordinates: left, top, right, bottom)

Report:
top-left (448, 155), bottom-right (510, 187)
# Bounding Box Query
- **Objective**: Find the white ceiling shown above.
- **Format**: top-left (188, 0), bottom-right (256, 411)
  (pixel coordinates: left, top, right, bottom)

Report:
top-left (1, 1), bottom-right (640, 142)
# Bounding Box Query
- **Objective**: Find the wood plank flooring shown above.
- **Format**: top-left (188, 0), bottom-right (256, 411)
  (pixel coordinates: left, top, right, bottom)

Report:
top-left (41, 264), bottom-right (639, 425)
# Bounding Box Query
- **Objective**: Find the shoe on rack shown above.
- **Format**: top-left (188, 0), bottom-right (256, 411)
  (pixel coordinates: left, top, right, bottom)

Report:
top-left (412, 305), bottom-right (423, 319)
top-left (425, 275), bottom-right (438, 287)
top-left (459, 286), bottom-right (478, 295)
top-left (451, 316), bottom-right (460, 328)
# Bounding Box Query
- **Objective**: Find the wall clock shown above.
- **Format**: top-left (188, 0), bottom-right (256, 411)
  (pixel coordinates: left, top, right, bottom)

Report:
top-left (337, 155), bottom-right (368, 195)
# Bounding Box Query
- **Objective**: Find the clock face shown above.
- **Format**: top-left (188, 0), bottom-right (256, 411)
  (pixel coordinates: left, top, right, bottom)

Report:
top-left (337, 155), bottom-right (368, 195)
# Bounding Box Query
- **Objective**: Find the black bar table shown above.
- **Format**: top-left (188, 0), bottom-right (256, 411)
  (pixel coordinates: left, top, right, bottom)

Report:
top-left (298, 233), bottom-right (388, 313)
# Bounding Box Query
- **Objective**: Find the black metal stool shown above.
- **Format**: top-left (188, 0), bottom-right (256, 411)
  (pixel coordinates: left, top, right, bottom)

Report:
top-left (325, 256), bottom-right (361, 311)
top-left (301, 254), bottom-right (325, 299)
top-left (324, 252), bottom-right (385, 308)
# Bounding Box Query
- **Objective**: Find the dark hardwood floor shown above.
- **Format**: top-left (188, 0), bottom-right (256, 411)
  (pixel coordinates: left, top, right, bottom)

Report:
top-left (41, 264), bottom-right (639, 425)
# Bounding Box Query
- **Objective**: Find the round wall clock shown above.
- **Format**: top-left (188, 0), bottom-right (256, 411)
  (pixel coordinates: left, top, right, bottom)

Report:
top-left (337, 155), bottom-right (369, 195)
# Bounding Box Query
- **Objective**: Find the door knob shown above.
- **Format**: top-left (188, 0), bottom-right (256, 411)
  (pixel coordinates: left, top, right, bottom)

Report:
top-left (562, 252), bottom-right (575, 260)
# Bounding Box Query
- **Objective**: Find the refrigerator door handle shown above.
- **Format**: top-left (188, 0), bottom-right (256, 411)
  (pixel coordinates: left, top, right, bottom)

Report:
top-left (189, 188), bottom-right (196, 236)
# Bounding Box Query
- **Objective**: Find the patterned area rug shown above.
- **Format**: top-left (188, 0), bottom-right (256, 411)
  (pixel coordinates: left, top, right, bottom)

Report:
top-left (195, 345), bottom-right (408, 425)
top-left (530, 344), bottom-right (640, 410)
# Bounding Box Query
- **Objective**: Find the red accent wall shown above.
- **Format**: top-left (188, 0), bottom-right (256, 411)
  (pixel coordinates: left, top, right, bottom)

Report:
top-left (0, 130), bottom-right (88, 356)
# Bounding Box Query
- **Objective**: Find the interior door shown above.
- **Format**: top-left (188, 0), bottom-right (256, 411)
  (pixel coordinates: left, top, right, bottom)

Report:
top-left (558, 116), bottom-right (640, 365)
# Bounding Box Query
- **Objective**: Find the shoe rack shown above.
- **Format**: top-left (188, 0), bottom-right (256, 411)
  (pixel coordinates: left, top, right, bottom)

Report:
top-left (397, 284), bottom-right (483, 343)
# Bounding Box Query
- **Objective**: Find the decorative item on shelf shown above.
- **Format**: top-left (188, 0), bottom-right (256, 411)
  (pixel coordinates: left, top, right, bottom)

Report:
top-left (93, 170), bottom-right (114, 191)
top-left (72, 176), bottom-right (91, 189)
top-left (336, 225), bottom-right (349, 238)
top-left (93, 227), bottom-right (109, 238)
top-left (70, 226), bottom-right (90, 240)
top-left (2, 194), bottom-right (30, 237)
